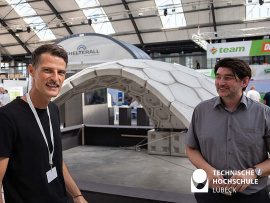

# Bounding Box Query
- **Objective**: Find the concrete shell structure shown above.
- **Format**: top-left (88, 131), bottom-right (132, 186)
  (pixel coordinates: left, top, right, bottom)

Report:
top-left (52, 59), bottom-right (218, 129)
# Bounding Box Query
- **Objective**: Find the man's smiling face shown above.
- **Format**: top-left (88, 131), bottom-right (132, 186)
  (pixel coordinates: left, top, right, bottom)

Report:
top-left (29, 52), bottom-right (66, 100)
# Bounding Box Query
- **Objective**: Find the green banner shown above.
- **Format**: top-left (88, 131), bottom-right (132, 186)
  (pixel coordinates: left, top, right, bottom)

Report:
top-left (207, 40), bottom-right (270, 58)
top-left (264, 68), bottom-right (270, 73)
top-left (250, 39), bottom-right (270, 56)
top-left (210, 69), bottom-right (215, 78)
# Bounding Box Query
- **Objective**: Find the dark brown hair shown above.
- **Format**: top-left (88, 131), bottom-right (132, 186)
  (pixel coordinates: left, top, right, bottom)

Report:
top-left (31, 44), bottom-right (68, 69)
top-left (214, 58), bottom-right (251, 91)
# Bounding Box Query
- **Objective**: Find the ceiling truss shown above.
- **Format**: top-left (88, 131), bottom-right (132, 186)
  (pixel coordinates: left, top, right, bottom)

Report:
top-left (43, 0), bottom-right (73, 35)
top-left (0, 0), bottom-right (269, 62)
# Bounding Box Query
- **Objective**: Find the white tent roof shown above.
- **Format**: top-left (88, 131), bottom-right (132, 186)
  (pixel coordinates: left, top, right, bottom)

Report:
top-left (53, 59), bottom-right (218, 129)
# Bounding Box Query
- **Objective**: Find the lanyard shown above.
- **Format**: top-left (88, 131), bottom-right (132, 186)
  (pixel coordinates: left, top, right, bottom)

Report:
top-left (26, 93), bottom-right (54, 168)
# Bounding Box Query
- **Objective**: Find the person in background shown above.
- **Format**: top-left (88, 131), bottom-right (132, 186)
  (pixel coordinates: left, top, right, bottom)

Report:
top-left (0, 88), bottom-right (4, 107)
top-left (0, 44), bottom-right (87, 203)
top-left (247, 85), bottom-right (261, 102)
top-left (126, 98), bottom-right (132, 106)
top-left (196, 60), bottom-right (200, 69)
top-left (130, 98), bottom-right (140, 118)
top-left (2, 90), bottom-right (10, 106)
top-left (123, 99), bottom-right (129, 105)
top-left (185, 58), bottom-right (270, 203)
top-left (263, 91), bottom-right (270, 107)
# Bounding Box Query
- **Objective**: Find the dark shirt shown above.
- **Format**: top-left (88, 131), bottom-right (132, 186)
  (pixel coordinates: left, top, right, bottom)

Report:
top-left (196, 62), bottom-right (200, 69)
top-left (263, 92), bottom-right (270, 107)
top-left (0, 98), bottom-right (68, 203)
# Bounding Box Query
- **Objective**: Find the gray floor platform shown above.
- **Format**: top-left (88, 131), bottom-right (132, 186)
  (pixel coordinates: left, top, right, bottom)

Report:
top-left (63, 146), bottom-right (197, 202)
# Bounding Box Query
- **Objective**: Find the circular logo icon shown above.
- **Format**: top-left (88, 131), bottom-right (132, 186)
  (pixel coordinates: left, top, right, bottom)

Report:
top-left (192, 169), bottom-right (207, 183)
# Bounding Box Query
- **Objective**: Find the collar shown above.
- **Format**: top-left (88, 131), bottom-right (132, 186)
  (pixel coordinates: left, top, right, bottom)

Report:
top-left (213, 94), bottom-right (248, 109)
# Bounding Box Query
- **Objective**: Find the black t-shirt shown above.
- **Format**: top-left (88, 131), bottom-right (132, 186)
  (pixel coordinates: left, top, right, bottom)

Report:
top-left (263, 92), bottom-right (270, 107)
top-left (0, 98), bottom-right (68, 203)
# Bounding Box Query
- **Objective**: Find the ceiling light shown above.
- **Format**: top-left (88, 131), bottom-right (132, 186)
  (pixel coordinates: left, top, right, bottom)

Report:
top-left (16, 28), bottom-right (23, 32)
top-left (164, 9), bottom-right (167, 16)
top-left (88, 19), bottom-right (92, 26)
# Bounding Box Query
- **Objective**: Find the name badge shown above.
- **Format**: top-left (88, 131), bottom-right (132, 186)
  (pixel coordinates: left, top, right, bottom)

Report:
top-left (46, 167), bottom-right (57, 183)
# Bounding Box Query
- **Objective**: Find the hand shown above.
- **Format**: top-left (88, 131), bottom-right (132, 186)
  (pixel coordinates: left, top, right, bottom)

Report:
top-left (205, 167), bottom-right (226, 190)
top-left (225, 168), bottom-right (257, 193)
top-left (73, 196), bottom-right (88, 203)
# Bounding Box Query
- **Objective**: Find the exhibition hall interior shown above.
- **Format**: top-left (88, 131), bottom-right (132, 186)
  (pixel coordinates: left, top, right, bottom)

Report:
top-left (0, 0), bottom-right (270, 202)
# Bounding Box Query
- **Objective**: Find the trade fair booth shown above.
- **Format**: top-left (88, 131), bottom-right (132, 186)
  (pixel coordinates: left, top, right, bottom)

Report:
top-left (51, 33), bottom-right (219, 160)
top-left (55, 33), bottom-right (151, 129)
top-left (53, 58), bottom-right (217, 156)
top-left (53, 57), bottom-right (217, 202)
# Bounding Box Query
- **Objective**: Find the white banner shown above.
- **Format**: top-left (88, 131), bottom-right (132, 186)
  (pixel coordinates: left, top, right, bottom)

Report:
top-left (207, 41), bottom-right (252, 58)
top-left (56, 34), bottom-right (134, 68)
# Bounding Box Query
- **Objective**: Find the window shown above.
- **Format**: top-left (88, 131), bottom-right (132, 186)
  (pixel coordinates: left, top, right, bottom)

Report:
top-left (5, 0), bottom-right (56, 41)
top-left (155, 0), bottom-right (187, 28)
top-left (1, 63), bottom-right (9, 71)
top-left (17, 63), bottom-right (27, 77)
top-left (24, 17), bottom-right (56, 41)
top-left (75, 0), bottom-right (115, 35)
top-left (246, 0), bottom-right (270, 19)
top-left (207, 58), bottom-right (215, 69)
top-left (185, 56), bottom-right (193, 69)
